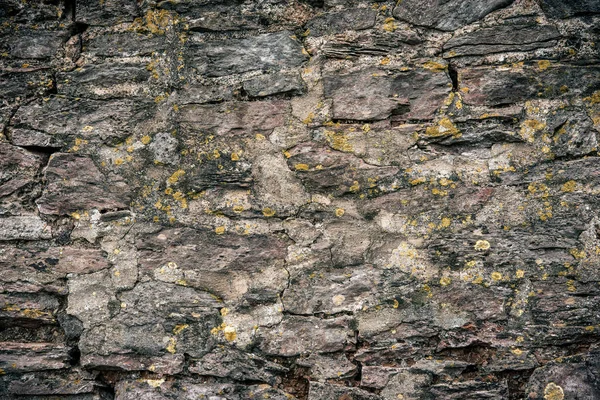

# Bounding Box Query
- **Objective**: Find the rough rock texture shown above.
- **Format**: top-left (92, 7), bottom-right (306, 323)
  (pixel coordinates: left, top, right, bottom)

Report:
top-left (1, 1), bottom-right (600, 399)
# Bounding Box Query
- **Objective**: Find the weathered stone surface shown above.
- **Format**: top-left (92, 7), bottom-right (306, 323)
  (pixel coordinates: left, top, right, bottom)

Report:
top-left (323, 67), bottom-right (451, 121)
top-left (306, 8), bottom-right (377, 36)
top-left (37, 153), bottom-right (129, 215)
top-left (188, 346), bottom-right (288, 384)
top-left (0, 216), bottom-right (52, 241)
top-left (0, 342), bottom-right (70, 373)
top-left (393, 0), bottom-right (514, 31)
top-left (9, 96), bottom-right (155, 147)
top-left (461, 64), bottom-right (600, 106)
top-left (308, 382), bottom-right (381, 400)
top-left (538, 0), bottom-right (600, 18)
top-left (443, 24), bottom-right (561, 58)
top-left (0, 143), bottom-right (44, 198)
top-left (4, 30), bottom-right (68, 60)
top-left (76, 0), bottom-right (139, 26)
top-left (242, 73), bottom-right (306, 98)
top-left (2, 0), bottom-right (600, 398)
top-left (57, 63), bottom-right (153, 99)
top-left (189, 31), bottom-right (308, 77)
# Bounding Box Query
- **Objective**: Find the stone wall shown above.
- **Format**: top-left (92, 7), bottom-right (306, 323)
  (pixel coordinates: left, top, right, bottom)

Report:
top-left (1, 0), bottom-right (600, 399)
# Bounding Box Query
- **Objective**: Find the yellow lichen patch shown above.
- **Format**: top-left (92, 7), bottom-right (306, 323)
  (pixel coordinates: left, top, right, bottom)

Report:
top-left (410, 177), bottom-right (426, 186)
top-left (223, 326), bottom-right (237, 342)
top-left (166, 337), bottom-right (177, 353)
top-left (520, 119), bottom-right (546, 142)
top-left (491, 272), bottom-right (502, 281)
top-left (220, 307), bottom-right (230, 316)
top-left (544, 383), bottom-right (564, 400)
top-left (439, 277), bottom-right (452, 286)
top-left (439, 217), bottom-right (451, 228)
top-left (584, 90), bottom-right (600, 104)
top-left (295, 163), bottom-right (309, 171)
top-left (537, 60), bottom-right (551, 71)
top-left (569, 248), bottom-right (586, 259)
top-left (382, 17), bottom-right (397, 32)
top-left (114, 158), bottom-right (124, 166)
top-left (145, 378), bottom-right (165, 388)
top-left (141, 135), bottom-right (152, 145)
top-left (332, 294), bottom-right (345, 306)
top-left (262, 207), bottom-right (276, 217)
top-left (425, 117), bottom-right (461, 138)
top-left (215, 226), bottom-right (226, 235)
top-left (173, 324), bottom-right (189, 335)
top-left (474, 240), bottom-right (491, 251)
top-left (81, 125), bottom-right (94, 132)
top-left (335, 208), bottom-right (345, 217)
top-left (134, 9), bottom-right (175, 35)
top-left (393, 299), bottom-right (399, 309)
top-left (231, 152), bottom-right (240, 161)
top-left (255, 133), bottom-right (266, 141)
top-left (233, 205), bottom-right (245, 213)
top-left (324, 130), bottom-right (353, 152)
top-left (511, 348), bottom-right (523, 355)
top-left (350, 181), bottom-right (361, 192)
top-left (167, 169), bottom-right (185, 184)
top-left (561, 180), bottom-right (577, 192)
top-left (380, 57), bottom-right (391, 65)
top-left (302, 112), bottom-right (315, 125)
top-left (516, 269), bottom-right (525, 279)
top-left (422, 61), bottom-right (447, 72)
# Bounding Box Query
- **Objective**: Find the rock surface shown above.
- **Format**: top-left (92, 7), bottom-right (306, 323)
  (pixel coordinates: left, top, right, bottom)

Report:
top-left (1, 0), bottom-right (599, 399)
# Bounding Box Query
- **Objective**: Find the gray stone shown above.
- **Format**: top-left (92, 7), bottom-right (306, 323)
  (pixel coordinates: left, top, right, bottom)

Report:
top-left (393, 0), bottom-right (514, 31)
top-left (443, 24), bottom-right (561, 58)
top-left (37, 153), bottom-right (130, 215)
top-left (306, 8), bottom-right (377, 36)
top-left (189, 31), bottom-right (308, 77)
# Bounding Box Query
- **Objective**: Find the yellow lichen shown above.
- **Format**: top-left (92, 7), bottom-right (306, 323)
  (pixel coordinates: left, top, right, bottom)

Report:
top-left (439, 217), bottom-right (451, 228)
top-left (439, 277), bottom-right (452, 286)
top-left (537, 60), bottom-right (551, 71)
top-left (382, 17), bottom-right (397, 32)
top-left (223, 326), bottom-right (237, 342)
top-left (145, 378), bottom-right (165, 388)
top-left (561, 180), bottom-right (577, 193)
top-left (168, 169), bottom-right (185, 184)
top-left (422, 61), bottom-right (447, 72)
top-left (215, 226), bottom-right (226, 235)
top-left (295, 163), bottom-right (309, 171)
top-left (324, 130), bottom-right (353, 152)
top-left (335, 208), bottom-right (345, 217)
top-left (166, 337), bottom-right (177, 353)
top-left (491, 272), bottom-right (502, 281)
top-left (474, 240), bottom-right (490, 251)
top-left (262, 207), bottom-right (276, 217)
top-left (231, 152), bottom-right (240, 161)
top-left (425, 117), bottom-right (461, 138)
top-left (515, 269), bottom-right (525, 279)
top-left (569, 248), bottom-right (586, 259)
top-left (332, 294), bottom-right (345, 306)
top-left (544, 383), bottom-right (564, 400)
top-left (173, 324), bottom-right (189, 335)
top-left (584, 90), bottom-right (600, 104)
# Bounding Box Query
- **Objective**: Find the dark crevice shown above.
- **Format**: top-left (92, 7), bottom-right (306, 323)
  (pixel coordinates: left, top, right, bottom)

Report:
top-left (448, 63), bottom-right (459, 92)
